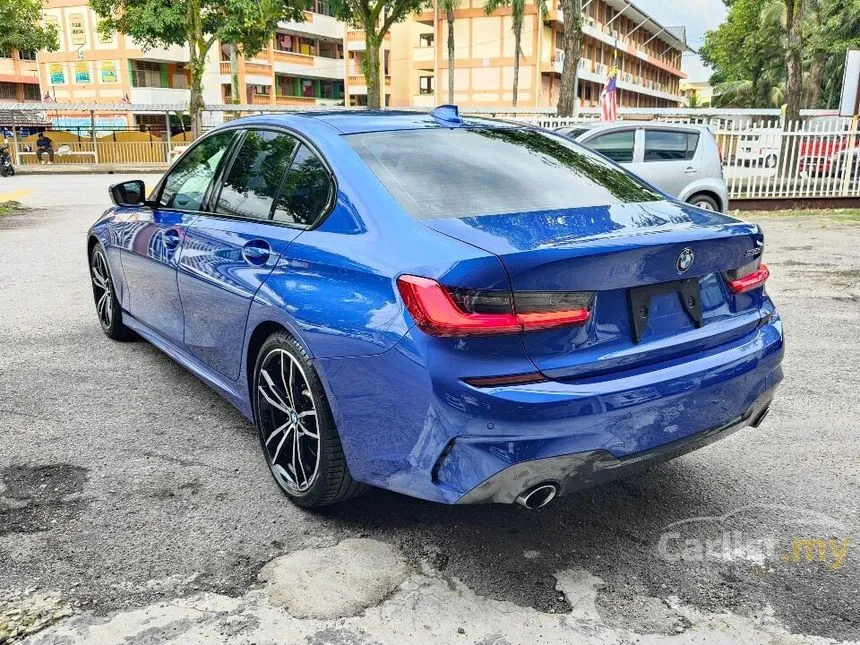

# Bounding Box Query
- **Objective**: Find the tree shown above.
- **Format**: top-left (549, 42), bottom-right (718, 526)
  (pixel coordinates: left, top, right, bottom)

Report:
top-left (700, 0), bottom-right (784, 108)
top-left (782, 0), bottom-right (804, 122)
top-left (701, 0), bottom-right (860, 111)
top-left (441, 0), bottom-right (460, 104)
top-left (330, 0), bottom-right (427, 109)
top-left (484, 0), bottom-right (547, 107)
top-left (556, 0), bottom-right (583, 117)
top-left (0, 0), bottom-right (59, 54)
top-left (90, 0), bottom-right (307, 135)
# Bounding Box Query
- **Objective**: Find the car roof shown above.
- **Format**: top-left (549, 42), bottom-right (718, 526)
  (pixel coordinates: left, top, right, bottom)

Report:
top-left (216, 110), bottom-right (514, 136)
top-left (579, 121), bottom-right (712, 133)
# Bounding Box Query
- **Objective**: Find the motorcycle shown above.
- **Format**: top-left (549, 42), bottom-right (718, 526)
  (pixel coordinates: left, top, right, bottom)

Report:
top-left (0, 142), bottom-right (14, 177)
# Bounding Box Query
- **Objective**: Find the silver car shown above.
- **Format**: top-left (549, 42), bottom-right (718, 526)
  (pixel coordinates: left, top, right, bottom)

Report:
top-left (556, 122), bottom-right (729, 212)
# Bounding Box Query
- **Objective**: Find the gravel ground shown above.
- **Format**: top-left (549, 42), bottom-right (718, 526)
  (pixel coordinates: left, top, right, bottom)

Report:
top-left (1, 176), bottom-right (858, 643)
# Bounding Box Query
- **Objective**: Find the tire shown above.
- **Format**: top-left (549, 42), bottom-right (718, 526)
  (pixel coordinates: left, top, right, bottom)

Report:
top-left (688, 194), bottom-right (719, 212)
top-left (764, 154), bottom-right (778, 169)
top-left (90, 244), bottom-right (136, 341)
top-left (253, 331), bottom-right (367, 508)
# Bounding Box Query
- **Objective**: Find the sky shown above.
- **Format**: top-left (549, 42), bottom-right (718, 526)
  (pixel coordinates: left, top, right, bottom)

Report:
top-left (632, 0), bottom-right (728, 82)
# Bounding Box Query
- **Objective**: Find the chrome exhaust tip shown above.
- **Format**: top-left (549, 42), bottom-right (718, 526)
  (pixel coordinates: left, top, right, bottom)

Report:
top-left (515, 483), bottom-right (559, 509)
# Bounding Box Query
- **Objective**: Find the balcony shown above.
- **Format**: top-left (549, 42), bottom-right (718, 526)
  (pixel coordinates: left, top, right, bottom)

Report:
top-left (278, 11), bottom-right (343, 40)
top-left (413, 46), bottom-right (434, 69)
top-left (413, 93), bottom-right (435, 107)
top-left (346, 31), bottom-right (390, 52)
top-left (273, 52), bottom-right (344, 79)
top-left (129, 86), bottom-right (190, 105)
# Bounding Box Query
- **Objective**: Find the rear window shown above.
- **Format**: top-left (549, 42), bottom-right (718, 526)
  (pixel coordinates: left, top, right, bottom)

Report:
top-left (346, 128), bottom-right (660, 220)
top-left (643, 130), bottom-right (699, 162)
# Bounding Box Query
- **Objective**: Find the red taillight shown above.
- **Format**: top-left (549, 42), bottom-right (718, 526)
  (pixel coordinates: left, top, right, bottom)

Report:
top-left (396, 275), bottom-right (592, 337)
top-left (727, 263), bottom-right (770, 294)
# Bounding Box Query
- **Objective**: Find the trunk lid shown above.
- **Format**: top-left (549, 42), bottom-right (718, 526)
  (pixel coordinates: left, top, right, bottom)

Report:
top-left (423, 200), bottom-right (765, 379)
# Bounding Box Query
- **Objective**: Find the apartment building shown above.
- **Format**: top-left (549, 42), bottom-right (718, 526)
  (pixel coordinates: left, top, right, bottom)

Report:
top-left (390, 0), bottom-right (688, 109)
top-left (203, 0), bottom-right (347, 109)
top-left (35, 0), bottom-right (190, 130)
top-left (0, 49), bottom-right (41, 103)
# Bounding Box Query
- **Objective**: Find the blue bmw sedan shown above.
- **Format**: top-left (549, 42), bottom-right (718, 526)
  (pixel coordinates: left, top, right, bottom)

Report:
top-left (87, 107), bottom-right (783, 509)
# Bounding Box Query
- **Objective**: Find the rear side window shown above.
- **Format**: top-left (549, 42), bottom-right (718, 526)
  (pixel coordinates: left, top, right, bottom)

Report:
top-left (216, 130), bottom-right (299, 220)
top-left (347, 128), bottom-right (659, 220)
top-left (159, 131), bottom-right (234, 211)
top-left (273, 144), bottom-right (333, 226)
top-left (643, 130), bottom-right (699, 162)
top-left (583, 130), bottom-right (635, 163)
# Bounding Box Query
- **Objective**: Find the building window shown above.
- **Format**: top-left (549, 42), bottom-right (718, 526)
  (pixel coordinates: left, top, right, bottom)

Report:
top-left (419, 76), bottom-right (434, 95)
top-left (252, 84), bottom-right (270, 96)
top-left (19, 50), bottom-right (37, 61)
top-left (130, 61), bottom-right (163, 88)
top-left (320, 80), bottom-right (342, 99)
top-left (23, 84), bottom-right (40, 100)
top-left (0, 83), bottom-right (17, 100)
top-left (314, 0), bottom-right (334, 16)
top-left (419, 33), bottom-right (434, 47)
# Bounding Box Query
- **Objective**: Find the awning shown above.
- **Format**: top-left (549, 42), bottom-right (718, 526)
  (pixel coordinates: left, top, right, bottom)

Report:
top-left (0, 109), bottom-right (50, 128)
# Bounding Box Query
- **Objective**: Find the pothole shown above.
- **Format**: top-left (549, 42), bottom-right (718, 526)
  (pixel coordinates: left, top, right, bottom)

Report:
top-left (258, 538), bottom-right (411, 619)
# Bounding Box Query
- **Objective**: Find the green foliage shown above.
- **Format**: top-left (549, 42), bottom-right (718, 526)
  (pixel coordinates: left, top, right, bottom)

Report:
top-left (328, 0), bottom-right (427, 107)
top-left (328, 0), bottom-right (427, 34)
top-left (0, 0), bottom-right (60, 53)
top-left (91, 0), bottom-right (308, 128)
top-left (90, 0), bottom-right (306, 56)
top-left (701, 0), bottom-right (860, 108)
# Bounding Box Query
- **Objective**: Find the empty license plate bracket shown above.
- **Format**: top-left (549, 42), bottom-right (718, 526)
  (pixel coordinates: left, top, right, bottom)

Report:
top-left (628, 279), bottom-right (703, 343)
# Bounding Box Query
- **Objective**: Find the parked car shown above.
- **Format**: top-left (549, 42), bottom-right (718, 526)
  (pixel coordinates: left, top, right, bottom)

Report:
top-left (88, 108), bottom-right (782, 509)
top-left (557, 122), bottom-right (729, 212)
top-left (735, 129), bottom-right (781, 168)
top-left (798, 115), bottom-right (854, 176)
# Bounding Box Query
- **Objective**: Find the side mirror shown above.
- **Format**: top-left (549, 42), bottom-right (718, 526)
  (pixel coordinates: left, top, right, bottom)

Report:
top-left (109, 180), bottom-right (146, 207)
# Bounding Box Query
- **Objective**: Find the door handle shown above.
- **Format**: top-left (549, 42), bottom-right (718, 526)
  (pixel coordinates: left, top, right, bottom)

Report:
top-left (163, 228), bottom-right (181, 248)
top-left (683, 167), bottom-right (698, 174)
top-left (242, 240), bottom-right (271, 266)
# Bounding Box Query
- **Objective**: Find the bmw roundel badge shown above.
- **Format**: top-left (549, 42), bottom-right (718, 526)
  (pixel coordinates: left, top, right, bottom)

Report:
top-left (676, 248), bottom-right (694, 273)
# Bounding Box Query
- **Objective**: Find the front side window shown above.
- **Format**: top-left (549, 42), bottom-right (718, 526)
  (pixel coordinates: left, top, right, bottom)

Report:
top-left (643, 130), bottom-right (699, 162)
top-left (347, 127), bottom-right (659, 220)
top-left (158, 131), bottom-right (235, 211)
top-left (216, 130), bottom-right (298, 220)
top-left (273, 144), bottom-right (333, 226)
top-left (583, 130), bottom-right (636, 163)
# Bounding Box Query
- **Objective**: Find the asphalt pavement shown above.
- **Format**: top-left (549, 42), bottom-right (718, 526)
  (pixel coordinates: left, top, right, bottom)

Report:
top-left (1, 175), bottom-right (858, 644)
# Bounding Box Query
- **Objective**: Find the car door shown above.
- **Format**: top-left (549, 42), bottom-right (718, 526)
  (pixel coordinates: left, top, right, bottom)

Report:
top-left (177, 128), bottom-right (333, 380)
top-left (119, 130), bottom-right (236, 344)
top-left (632, 128), bottom-right (702, 198)
top-left (579, 128), bottom-right (637, 168)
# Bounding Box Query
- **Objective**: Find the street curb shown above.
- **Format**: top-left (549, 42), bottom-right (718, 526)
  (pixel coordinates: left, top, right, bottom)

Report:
top-left (13, 165), bottom-right (169, 175)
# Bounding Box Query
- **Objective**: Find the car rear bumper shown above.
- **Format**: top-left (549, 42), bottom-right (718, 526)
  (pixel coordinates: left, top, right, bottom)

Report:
top-left (317, 314), bottom-right (784, 505)
top-left (456, 391), bottom-right (773, 504)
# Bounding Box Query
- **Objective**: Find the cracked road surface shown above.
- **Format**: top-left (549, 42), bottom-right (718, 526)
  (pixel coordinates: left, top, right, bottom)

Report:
top-left (1, 175), bottom-right (859, 644)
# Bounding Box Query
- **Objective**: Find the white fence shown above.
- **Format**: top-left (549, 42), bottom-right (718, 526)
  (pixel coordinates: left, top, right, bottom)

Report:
top-left (506, 114), bottom-right (860, 201)
top-left (2, 103), bottom-right (858, 201)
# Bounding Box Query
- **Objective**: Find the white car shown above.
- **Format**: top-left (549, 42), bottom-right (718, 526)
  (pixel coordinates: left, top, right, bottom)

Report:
top-left (736, 130), bottom-right (782, 168)
top-left (557, 122), bottom-right (730, 212)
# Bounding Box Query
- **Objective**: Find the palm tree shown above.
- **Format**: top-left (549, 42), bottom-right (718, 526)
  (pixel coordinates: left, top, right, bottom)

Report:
top-left (441, 0), bottom-right (460, 104)
top-left (484, 0), bottom-right (546, 107)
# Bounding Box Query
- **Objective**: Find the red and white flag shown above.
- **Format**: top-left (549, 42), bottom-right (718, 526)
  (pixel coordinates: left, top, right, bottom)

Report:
top-left (599, 55), bottom-right (618, 121)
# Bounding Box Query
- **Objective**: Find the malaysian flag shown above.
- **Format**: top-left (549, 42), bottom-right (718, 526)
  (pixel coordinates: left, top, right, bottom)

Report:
top-left (600, 54), bottom-right (618, 121)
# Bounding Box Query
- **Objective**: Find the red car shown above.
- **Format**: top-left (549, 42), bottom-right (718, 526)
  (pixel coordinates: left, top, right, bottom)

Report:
top-left (798, 115), bottom-right (855, 176)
